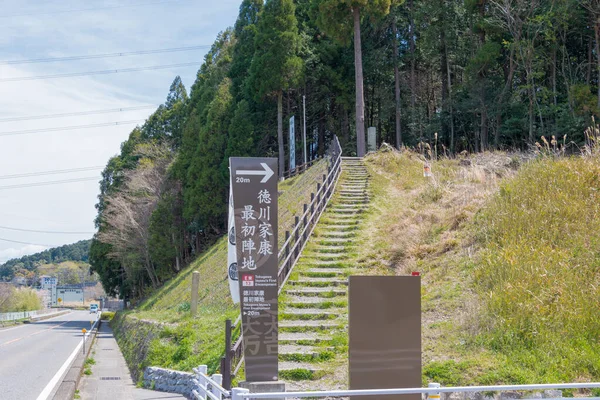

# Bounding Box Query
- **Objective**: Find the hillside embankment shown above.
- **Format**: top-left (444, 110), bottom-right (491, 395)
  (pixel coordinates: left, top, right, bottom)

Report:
top-left (114, 148), bottom-right (600, 391)
top-left (359, 148), bottom-right (600, 388)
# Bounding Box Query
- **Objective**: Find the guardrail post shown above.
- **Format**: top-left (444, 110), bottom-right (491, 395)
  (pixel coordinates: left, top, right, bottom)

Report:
top-left (211, 374), bottom-right (223, 400)
top-left (232, 388), bottom-right (250, 400)
top-left (197, 365), bottom-right (208, 400)
top-left (427, 382), bottom-right (441, 400)
top-left (223, 319), bottom-right (232, 390)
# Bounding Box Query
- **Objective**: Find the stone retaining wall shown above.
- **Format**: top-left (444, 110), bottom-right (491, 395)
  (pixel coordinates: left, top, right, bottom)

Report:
top-left (143, 367), bottom-right (196, 399)
top-left (440, 390), bottom-right (563, 400)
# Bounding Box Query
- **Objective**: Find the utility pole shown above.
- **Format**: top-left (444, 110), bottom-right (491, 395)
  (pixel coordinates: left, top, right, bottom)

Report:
top-left (303, 95), bottom-right (307, 165)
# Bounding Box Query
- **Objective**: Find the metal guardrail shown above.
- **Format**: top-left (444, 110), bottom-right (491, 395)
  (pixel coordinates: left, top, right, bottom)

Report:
top-left (192, 366), bottom-right (227, 400)
top-left (221, 136), bottom-right (343, 389)
top-left (230, 382), bottom-right (600, 399)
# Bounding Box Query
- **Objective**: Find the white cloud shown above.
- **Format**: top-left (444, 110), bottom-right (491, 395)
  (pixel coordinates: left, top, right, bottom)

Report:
top-left (0, 245), bottom-right (48, 263)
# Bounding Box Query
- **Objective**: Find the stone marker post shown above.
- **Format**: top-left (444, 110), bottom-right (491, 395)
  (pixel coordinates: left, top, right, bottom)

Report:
top-left (191, 271), bottom-right (200, 317)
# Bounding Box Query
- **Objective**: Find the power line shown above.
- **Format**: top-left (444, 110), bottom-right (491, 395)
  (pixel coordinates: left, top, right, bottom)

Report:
top-left (0, 120), bottom-right (143, 137)
top-left (0, 237), bottom-right (54, 247)
top-left (0, 61), bottom-right (200, 83)
top-left (0, 45), bottom-right (210, 65)
top-left (0, 0), bottom-right (188, 19)
top-left (0, 177), bottom-right (99, 190)
top-left (0, 225), bottom-right (93, 235)
top-left (0, 166), bottom-right (105, 180)
top-left (0, 105), bottom-right (156, 123)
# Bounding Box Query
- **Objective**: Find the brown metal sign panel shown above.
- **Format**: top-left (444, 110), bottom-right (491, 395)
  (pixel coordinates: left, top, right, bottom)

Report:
top-left (349, 276), bottom-right (422, 400)
top-left (230, 157), bottom-right (279, 382)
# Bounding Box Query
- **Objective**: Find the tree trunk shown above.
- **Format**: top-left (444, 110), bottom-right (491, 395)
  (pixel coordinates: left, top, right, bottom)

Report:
top-left (393, 19), bottom-right (402, 149)
top-left (478, 0), bottom-right (488, 151)
top-left (447, 50), bottom-right (455, 154)
top-left (409, 0), bottom-right (416, 109)
top-left (595, 18), bottom-right (600, 109)
top-left (587, 34), bottom-right (592, 85)
top-left (528, 73), bottom-right (534, 143)
top-left (353, 7), bottom-right (366, 157)
top-left (172, 232), bottom-right (180, 272)
top-left (277, 90), bottom-right (284, 179)
top-left (440, 23), bottom-right (449, 145)
top-left (496, 44), bottom-right (516, 147)
top-left (551, 45), bottom-right (557, 107)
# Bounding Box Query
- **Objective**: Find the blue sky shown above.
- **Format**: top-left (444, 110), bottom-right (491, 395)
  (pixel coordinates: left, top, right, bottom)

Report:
top-left (0, 0), bottom-right (241, 262)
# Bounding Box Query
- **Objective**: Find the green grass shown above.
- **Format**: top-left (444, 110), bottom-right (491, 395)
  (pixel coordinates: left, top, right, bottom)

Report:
top-left (471, 156), bottom-right (600, 383)
top-left (83, 358), bottom-right (95, 376)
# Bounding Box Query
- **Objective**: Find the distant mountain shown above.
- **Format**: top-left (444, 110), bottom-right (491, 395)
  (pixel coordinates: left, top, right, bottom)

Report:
top-left (0, 240), bottom-right (92, 280)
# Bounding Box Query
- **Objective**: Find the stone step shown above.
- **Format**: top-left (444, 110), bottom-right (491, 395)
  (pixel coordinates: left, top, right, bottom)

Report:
top-left (303, 268), bottom-right (346, 276)
top-left (281, 308), bottom-right (342, 317)
top-left (280, 319), bottom-right (342, 328)
top-left (329, 208), bottom-right (365, 214)
top-left (315, 224), bottom-right (357, 231)
top-left (279, 332), bottom-right (332, 343)
top-left (284, 295), bottom-right (339, 305)
top-left (332, 203), bottom-right (368, 209)
top-left (337, 199), bottom-right (369, 204)
top-left (295, 278), bottom-right (347, 286)
top-left (279, 345), bottom-right (323, 356)
top-left (285, 288), bottom-right (347, 297)
top-left (317, 237), bottom-right (351, 245)
top-left (279, 361), bottom-right (322, 372)
top-left (318, 231), bottom-right (356, 239)
top-left (301, 253), bottom-right (347, 261)
top-left (339, 188), bottom-right (368, 193)
top-left (309, 245), bottom-right (347, 253)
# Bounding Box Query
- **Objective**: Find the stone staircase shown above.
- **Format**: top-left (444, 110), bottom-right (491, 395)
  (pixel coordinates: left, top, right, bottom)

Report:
top-left (279, 157), bottom-right (369, 389)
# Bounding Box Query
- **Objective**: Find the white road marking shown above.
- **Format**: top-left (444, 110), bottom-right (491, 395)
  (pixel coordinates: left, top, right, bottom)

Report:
top-left (35, 313), bottom-right (100, 400)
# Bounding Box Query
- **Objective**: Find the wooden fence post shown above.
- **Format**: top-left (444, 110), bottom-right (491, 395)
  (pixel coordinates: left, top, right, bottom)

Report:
top-left (294, 216), bottom-right (300, 260)
top-left (310, 193), bottom-right (315, 218)
top-left (303, 204), bottom-right (308, 242)
top-left (191, 271), bottom-right (200, 317)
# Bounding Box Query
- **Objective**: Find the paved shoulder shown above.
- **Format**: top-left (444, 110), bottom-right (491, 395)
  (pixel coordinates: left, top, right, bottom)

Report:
top-left (78, 323), bottom-right (185, 400)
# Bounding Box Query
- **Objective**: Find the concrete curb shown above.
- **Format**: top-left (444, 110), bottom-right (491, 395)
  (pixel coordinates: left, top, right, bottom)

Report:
top-left (52, 320), bottom-right (102, 400)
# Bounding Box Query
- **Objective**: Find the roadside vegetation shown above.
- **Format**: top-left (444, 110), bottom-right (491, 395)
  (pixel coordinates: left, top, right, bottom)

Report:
top-left (0, 285), bottom-right (42, 312)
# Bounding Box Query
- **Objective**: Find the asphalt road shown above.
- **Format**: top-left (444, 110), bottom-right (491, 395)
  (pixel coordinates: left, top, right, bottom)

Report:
top-left (0, 310), bottom-right (97, 400)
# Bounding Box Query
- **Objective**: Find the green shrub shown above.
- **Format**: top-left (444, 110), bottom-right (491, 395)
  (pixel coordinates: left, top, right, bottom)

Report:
top-left (100, 311), bottom-right (115, 321)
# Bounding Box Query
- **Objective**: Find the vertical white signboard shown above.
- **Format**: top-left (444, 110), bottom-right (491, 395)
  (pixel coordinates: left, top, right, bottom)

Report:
top-left (289, 116), bottom-right (296, 171)
top-left (227, 176), bottom-right (240, 304)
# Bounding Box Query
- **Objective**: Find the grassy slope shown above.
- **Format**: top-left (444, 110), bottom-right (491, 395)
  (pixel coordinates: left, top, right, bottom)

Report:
top-left (359, 149), bottom-right (600, 388)
top-left (115, 160), bottom-right (327, 376)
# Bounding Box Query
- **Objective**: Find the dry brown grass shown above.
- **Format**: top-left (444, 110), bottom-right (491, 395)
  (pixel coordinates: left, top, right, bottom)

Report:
top-left (355, 149), bottom-right (519, 369)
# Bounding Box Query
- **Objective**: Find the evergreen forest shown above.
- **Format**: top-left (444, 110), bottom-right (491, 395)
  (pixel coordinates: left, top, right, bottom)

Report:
top-left (90, 0), bottom-right (600, 299)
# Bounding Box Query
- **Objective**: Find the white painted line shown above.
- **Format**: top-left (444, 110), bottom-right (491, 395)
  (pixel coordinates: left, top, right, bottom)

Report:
top-left (35, 314), bottom-right (100, 400)
top-left (0, 311), bottom-right (72, 334)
